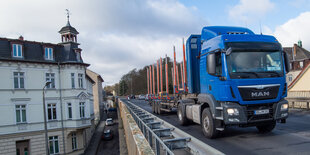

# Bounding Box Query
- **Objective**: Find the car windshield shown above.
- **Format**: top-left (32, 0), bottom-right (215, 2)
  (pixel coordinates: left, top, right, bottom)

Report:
top-left (226, 51), bottom-right (283, 79)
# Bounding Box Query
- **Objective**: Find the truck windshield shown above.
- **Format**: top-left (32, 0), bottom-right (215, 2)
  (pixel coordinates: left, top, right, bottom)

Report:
top-left (226, 51), bottom-right (283, 79)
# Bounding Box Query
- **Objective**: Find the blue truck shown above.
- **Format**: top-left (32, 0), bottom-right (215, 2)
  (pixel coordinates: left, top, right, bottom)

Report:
top-left (174, 26), bottom-right (290, 138)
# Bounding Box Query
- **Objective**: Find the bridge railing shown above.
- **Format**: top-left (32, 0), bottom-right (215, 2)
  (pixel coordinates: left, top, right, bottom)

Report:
top-left (287, 91), bottom-right (310, 110)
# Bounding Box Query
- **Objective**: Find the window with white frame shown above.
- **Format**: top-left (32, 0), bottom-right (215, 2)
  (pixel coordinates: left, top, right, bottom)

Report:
top-left (47, 104), bottom-right (57, 121)
top-left (12, 44), bottom-right (23, 58)
top-left (300, 61), bottom-right (304, 68)
top-left (49, 136), bottom-right (59, 154)
top-left (78, 74), bottom-right (83, 88)
top-left (16, 105), bottom-right (26, 123)
top-left (72, 133), bottom-right (77, 150)
top-left (68, 103), bottom-right (72, 119)
top-left (13, 72), bottom-right (25, 89)
top-left (79, 102), bottom-right (85, 118)
top-left (46, 73), bottom-right (55, 89)
top-left (71, 73), bottom-right (75, 88)
top-left (45, 47), bottom-right (53, 60)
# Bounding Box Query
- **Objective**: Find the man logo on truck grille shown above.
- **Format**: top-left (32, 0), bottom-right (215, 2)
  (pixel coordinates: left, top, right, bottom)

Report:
top-left (251, 92), bottom-right (270, 97)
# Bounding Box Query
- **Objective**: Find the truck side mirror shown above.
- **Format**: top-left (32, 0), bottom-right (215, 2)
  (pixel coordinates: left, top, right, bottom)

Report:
top-left (207, 53), bottom-right (216, 75)
top-left (283, 52), bottom-right (290, 73)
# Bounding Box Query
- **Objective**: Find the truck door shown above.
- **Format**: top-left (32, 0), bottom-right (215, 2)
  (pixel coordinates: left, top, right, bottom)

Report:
top-left (206, 52), bottom-right (223, 97)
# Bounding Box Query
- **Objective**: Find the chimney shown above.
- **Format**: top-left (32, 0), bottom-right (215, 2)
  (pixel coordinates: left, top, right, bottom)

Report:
top-left (293, 44), bottom-right (297, 57)
top-left (19, 35), bottom-right (24, 41)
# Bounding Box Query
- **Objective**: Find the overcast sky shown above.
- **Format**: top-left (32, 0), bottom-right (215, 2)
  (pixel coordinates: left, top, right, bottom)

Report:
top-left (1, 0), bottom-right (310, 86)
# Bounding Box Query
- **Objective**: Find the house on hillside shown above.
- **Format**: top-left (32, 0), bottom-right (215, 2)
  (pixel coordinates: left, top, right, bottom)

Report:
top-left (287, 62), bottom-right (310, 109)
top-left (284, 41), bottom-right (310, 85)
top-left (0, 17), bottom-right (95, 155)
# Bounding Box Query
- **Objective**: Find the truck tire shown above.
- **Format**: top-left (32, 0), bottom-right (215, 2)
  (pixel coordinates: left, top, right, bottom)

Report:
top-left (256, 121), bottom-right (276, 133)
top-left (177, 104), bottom-right (188, 125)
top-left (201, 108), bottom-right (218, 139)
top-left (158, 102), bottom-right (162, 115)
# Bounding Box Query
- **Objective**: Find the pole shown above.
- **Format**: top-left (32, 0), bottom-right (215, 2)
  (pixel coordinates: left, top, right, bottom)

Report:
top-left (173, 46), bottom-right (177, 94)
top-left (176, 64), bottom-right (180, 91)
top-left (147, 68), bottom-right (149, 95)
top-left (165, 55), bottom-right (169, 95)
top-left (182, 38), bottom-right (188, 92)
top-left (157, 60), bottom-right (160, 94)
top-left (171, 67), bottom-right (175, 95)
top-left (150, 66), bottom-right (152, 95)
top-left (160, 57), bottom-right (163, 94)
top-left (43, 85), bottom-right (50, 155)
top-left (152, 64), bottom-right (155, 96)
top-left (180, 63), bottom-right (184, 90)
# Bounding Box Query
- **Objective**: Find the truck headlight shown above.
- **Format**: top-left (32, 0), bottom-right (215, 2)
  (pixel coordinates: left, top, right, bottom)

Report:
top-left (227, 108), bottom-right (239, 116)
top-left (281, 104), bottom-right (288, 111)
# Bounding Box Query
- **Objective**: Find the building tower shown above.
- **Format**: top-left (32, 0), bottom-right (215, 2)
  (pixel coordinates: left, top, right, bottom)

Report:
top-left (59, 9), bottom-right (79, 43)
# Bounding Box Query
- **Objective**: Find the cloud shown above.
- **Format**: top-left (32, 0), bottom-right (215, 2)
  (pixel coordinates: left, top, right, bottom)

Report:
top-left (228, 0), bottom-right (274, 23)
top-left (0, 0), bottom-right (207, 85)
top-left (274, 12), bottom-right (310, 49)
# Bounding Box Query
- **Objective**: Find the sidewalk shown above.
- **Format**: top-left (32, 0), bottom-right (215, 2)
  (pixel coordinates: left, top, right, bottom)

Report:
top-left (83, 112), bottom-right (107, 155)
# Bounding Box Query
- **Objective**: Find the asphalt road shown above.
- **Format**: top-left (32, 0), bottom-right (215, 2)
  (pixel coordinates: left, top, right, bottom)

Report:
top-left (96, 111), bottom-right (120, 155)
top-left (127, 99), bottom-right (310, 155)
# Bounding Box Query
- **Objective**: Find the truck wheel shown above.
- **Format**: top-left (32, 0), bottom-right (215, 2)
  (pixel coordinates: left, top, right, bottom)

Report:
top-left (152, 102), bottom-right (155, 113)
top-left (201, 108), bottom-right (218, 139)
top-left (177, 104), bottom-right (188, 125)
top-left (256, 121), bottom-right (276, 133)
top-left (158, 102), bottom-right (162, 115)
top-left (155, 102), bottom-right (158, 114)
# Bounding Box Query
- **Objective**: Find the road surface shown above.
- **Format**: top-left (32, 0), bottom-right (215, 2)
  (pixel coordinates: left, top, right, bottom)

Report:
top-left (127, 99), bottom-right (310, 155)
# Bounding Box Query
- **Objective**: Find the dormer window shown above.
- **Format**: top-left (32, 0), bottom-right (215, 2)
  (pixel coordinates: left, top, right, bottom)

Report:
top-left (76, 52), bottom-right (81, 62)
top-left (45, 47), bottom-right (54, 60)
top-left (12, 44), bottom-right (23, 58)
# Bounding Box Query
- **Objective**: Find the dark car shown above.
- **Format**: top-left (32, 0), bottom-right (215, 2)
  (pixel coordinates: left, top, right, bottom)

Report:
top-left (101, 129), bottom-right (113, 140)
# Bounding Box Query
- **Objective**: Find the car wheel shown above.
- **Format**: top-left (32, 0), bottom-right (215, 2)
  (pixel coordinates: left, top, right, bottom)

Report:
top-left (201, 108), bottom-right (218, 139)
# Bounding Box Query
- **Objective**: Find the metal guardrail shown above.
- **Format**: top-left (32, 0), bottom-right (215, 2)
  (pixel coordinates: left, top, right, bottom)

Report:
top-left (286, 97), bottom-right (310, 110)
top-left (122, 99), bottom-right (224, 155)
top-left (124, 100), bottom-right (190, 155)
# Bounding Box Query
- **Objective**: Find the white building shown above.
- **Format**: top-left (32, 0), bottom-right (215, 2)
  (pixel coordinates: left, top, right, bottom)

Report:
top-left (0, 17), bottom-right (94, 155)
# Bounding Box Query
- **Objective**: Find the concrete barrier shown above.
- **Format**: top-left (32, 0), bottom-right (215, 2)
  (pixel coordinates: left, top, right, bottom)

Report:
top-left (119, 99), bottom-right (155, 155)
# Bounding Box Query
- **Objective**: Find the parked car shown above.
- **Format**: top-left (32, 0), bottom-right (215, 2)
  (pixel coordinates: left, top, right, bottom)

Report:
top-left (138, 94), bottom-right (145, 100)
top-left (105, 118), bottom-right (113, 126)
top-left (101, 129), bottom-right (113, 140)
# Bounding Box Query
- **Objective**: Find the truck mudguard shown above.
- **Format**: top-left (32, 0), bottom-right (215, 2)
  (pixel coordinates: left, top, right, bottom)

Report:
top-left (197, 93), bottom-right (221, 118)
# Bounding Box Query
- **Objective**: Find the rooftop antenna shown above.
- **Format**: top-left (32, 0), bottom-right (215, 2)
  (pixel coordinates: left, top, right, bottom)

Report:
top-left (65, 9), bottom-right (71, 26)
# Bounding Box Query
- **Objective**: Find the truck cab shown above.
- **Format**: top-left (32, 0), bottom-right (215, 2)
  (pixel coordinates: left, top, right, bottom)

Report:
top-left (179, 26), bottom-right (290, 138)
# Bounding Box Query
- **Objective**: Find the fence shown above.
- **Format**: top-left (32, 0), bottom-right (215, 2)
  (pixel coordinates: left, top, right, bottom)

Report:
top-left (287, 91), bottom-right (310, 110)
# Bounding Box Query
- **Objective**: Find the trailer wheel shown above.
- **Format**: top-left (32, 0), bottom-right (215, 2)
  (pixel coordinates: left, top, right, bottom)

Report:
top-left (158, 102), bottom-right (162, 115)
top-left (256, 121), bottom-right (276, 133)
top-left (201, 108), bottom-right (218, 139)
top-left (152, 101), bottom-right (155, 113)
top-left (177, 104), bottom-right (188, 125)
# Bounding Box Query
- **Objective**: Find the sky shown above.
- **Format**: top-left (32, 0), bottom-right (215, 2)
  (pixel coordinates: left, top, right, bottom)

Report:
top-left (1, 0), bottom-right (310, 86)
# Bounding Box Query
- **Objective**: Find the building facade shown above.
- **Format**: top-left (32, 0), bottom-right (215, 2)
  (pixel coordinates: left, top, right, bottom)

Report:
top-left (284, 41), bottom-right (310, 85)
top-left (0, 18), bottom-right (94, 155)
top-left (86, 69), bottom-right (104, 126)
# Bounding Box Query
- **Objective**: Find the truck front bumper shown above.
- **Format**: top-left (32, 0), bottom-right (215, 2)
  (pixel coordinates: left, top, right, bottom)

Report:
top-left (222, 99), bottom-right (289, 125)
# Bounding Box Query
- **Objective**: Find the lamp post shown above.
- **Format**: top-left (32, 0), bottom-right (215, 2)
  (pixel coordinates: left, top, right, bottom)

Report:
top-left (43, 81), bottom-right (51, 155)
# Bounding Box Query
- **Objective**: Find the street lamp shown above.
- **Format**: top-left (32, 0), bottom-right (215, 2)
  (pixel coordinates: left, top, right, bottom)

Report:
top-left (43, 81), bottom-right (51, 155)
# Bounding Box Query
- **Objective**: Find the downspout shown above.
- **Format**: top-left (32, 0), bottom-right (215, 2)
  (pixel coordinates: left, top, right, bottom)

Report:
top-left (58, 62), bottom-right (66, 154)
